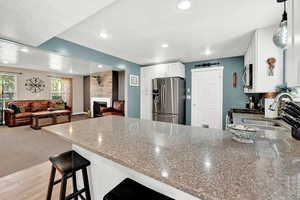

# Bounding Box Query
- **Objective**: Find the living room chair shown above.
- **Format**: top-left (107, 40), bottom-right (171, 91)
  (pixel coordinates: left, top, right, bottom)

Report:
top-left (101, 100), bottom-right (125, 116)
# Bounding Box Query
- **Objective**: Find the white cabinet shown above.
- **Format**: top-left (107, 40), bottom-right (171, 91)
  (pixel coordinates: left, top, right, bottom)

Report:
top-left (140, 67), bottom-right (153, 120)
top-left (171, 63), bottom-right (185, 78)
top-left (140, 62), bottom-right (185, 120)
top-left (153, 64), bottom-right (168, 78)
top-left (287, 0), bottom-right (300, 87)
top-left (153, 63), bottom-right (185, 78)
top-left (244, 26), bottom-right (284, 93)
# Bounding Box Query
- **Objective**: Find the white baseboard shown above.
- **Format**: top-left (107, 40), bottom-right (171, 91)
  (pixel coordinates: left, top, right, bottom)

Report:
top-left (72, 112), bottom-right (87, 115)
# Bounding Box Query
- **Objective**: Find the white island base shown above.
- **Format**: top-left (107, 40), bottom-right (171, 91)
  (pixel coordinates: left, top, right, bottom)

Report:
top-left (73, 145), bottom-right (200, 200)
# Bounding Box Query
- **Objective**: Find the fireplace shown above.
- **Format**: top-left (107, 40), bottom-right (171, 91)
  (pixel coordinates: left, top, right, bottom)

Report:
top-left (90, 97), bottom-right (111, 117)
top-left (93, 101), bottom-right (107, 118)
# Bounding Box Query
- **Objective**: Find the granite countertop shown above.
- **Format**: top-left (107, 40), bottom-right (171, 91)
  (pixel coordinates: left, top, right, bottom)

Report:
top-left (44, 116), bottom-right (300, 200)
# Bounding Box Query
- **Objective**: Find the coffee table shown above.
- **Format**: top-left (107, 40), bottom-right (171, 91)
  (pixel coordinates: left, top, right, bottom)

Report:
top-left (31, 110), bottom-right (71, 130)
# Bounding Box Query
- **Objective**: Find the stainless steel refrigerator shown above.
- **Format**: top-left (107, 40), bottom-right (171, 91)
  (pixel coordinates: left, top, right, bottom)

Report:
top-left (152, 77), bottom-right (185, 124)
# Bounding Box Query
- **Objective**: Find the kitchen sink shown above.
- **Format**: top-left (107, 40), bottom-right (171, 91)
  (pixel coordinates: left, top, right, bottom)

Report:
top-left (241, 118), bottom-right (281, 126)
top-left (240, 118), bottom-right (288, 131)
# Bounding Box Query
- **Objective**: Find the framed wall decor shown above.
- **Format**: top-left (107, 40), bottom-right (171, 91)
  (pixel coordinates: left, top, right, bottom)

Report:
top-left (232, 72), bottom-right (237, 88)
top-left (129, 74), bottom-right (139, 87)
top-left (25, 77), bottom-right (46, 93)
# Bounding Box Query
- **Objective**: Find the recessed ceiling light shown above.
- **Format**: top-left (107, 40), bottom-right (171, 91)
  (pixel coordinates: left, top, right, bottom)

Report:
top-left (177, 0), bottom-right (192, 10)
top-left (2, 60), bottom-right (9, 64)
top-left (20, 47), bottom-right (29, 53)
top-left (161, 43), bottom-right (169, 48)
top-left (204, 48), bottom-right (212, 55)
top-left (99, 32), bottom-right (109, 39)
top-left (98, 64), bottom-right (103, 68)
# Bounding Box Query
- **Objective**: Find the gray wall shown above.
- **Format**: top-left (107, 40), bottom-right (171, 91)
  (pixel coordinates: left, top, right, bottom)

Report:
top-left (185, 56), bottom-right (247, 127)
top-left (39, 37), bottom-right (140, 118)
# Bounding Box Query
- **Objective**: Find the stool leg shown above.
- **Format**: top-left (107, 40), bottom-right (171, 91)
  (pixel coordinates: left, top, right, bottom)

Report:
top-left (46, 166), bottom-right (56, 200)
top-left (59, 175), bottom-right (68, 200)
top-left (72, 172), bottom-right (78, 200)
top-left (82, 168), bottom-right (91, 200)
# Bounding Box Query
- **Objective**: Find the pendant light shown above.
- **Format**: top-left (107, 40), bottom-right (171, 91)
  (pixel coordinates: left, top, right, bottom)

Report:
top-left (273, 0), bottom-right (288, 49)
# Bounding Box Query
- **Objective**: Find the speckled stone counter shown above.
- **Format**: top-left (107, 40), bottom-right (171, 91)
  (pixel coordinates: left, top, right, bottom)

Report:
top-left (44, 116), bottom-right (300, 200)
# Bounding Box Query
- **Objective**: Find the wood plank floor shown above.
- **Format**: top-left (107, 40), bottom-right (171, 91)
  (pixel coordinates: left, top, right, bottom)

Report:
top-left (0, 162), bottom-right (73, 200)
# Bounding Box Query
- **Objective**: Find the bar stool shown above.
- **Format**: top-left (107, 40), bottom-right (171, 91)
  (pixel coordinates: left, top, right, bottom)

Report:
top-left (46, 150), bottom-right (91, 200)
top-left (104, 178), bottom-right (174, 200)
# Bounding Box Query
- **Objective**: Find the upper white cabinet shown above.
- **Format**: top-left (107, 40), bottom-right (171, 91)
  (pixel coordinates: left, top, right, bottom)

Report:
top-left (140, 62), bottom-right (185, 120)
top-left (287, 0), bottom-right (300, 87)
top-left (169, 63), bottom-right (185, 78)
top-left (244, 26), bottom-right (284, 93)
top-left (152, 63), bottom-right (185, 78)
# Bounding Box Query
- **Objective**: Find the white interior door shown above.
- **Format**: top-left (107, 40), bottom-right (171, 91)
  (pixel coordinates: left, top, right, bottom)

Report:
top-left (191, 67), bottom-right (223, 129)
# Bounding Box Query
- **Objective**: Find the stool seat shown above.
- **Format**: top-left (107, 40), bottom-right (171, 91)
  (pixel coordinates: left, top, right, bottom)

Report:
top-left (50, 150), bottom-right (90, 174)
top-left (104, 178), bottom-right (174, 200)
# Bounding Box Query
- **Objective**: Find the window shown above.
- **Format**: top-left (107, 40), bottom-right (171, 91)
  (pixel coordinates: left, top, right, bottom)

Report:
top-left (50, 77), bottom-right (72, 107)
top-left (0, 74), bottom-right (17, 124)
top-left (50, 78), bottom-right (63, 100)
top-left (0, 74), bottom-right (17, 101)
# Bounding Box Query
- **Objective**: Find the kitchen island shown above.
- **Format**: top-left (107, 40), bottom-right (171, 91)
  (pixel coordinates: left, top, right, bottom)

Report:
top-left (43, 116), bottom-right (300, 200)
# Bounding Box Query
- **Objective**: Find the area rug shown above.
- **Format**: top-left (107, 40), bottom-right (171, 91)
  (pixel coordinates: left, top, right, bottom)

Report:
top-left (0, 115), bottom-right (88, 177)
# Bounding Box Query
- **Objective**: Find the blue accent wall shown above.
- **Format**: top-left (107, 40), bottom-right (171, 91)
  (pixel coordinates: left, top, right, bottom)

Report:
top-left (184, 56), bottom-right (247, 127)
top-left (39, 37), bottom-right (140, 118)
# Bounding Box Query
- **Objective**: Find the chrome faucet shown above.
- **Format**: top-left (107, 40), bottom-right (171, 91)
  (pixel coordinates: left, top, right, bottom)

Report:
top-left (269, 92), bottom-right (293, 111)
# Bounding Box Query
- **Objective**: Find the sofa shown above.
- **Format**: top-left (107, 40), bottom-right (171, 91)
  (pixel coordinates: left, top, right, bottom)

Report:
top-left (101, 101), bottom-right (125, 116)
top-left (4, 100), bottom-right (71, 127)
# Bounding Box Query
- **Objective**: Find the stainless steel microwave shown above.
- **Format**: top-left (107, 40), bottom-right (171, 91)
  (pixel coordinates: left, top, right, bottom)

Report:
top-left (242, 64), bottom-right (253, 89)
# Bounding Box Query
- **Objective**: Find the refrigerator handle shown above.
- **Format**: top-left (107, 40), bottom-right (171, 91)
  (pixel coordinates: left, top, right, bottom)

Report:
top-left (163, 84), bottom-right (166, 108)
top-left (162, 84), bottom-right (165, 107)
top-left (160, 84), bottom-right (164, 107)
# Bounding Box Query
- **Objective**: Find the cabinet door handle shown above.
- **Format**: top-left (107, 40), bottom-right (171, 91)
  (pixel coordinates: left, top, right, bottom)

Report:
top-left (162, 84), bottom-right (166, 107)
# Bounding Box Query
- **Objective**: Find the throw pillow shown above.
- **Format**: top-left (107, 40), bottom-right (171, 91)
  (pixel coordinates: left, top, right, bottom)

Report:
top-left (54, 103), bottom-right (65, 110)
top-left (10, 104), bottom-right (21, 114)
top-left (49, 102), bottom-right (66, 110)
top-left (19, 106), bottom-right (26, 113)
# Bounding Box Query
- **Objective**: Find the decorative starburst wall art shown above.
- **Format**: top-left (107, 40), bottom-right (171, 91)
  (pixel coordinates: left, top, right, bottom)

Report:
top-left (25, 77), bottom-right (46, 93)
